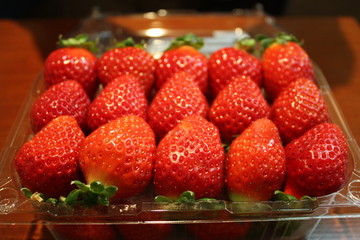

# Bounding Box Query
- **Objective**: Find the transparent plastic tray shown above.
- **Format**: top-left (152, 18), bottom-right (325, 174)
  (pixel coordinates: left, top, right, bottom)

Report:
top-left (0, 9), bottom-right (360, 240)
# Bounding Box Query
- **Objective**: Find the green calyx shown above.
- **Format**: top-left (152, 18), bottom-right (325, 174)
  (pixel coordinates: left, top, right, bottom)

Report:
top-left (272, 190), bottom-right (316, 202)
top-left (155, 191), bottom-right (218, 203)
top-left (114, 37), bottom-right (146, 49)
top-left (21, 180), bottom-right (118, 207)
top-left (256, 32), bottom-right (302, 50)
top-left (58, 34), bottom-right (98, 53)
top-left (165, 33), bottom-right (204, 51)
top-left (235, 37), bottom-right (257, 53)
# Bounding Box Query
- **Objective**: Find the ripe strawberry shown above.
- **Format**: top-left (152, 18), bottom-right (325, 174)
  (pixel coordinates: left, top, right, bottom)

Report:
top-left (50, 222), bottom-right (118, 240)
top-left (97, 38), bottom-right (155, 96)
top-left (79, 115), bottom-right (156, 200)
top-left (148, 71), bottom-right (209, 140)
top-left (271, 77), bottom-right (329, 144)
top-left (208, 42), bottom-right (262, 97)
top-left (284, 122), bottom-right (349, 199)
top-left (117, 224), bottom-right (173, 240)
top-left (154, 115), bottom-right (225, 200)
top-left (209, 75), bottom-right (270, 143)
top-left (155, 33), bottom-right (208, 93)
top-left (260, 32), bottom-right (315, 100)
top-left (44, 34), bottom-right (98, 97)
top-left (30, 80), bottom-right (90, 133)
top-left (226, 118), bottom-right (286, 201)
top-left (87, 74), bottom-right (148, 132)
top-left (15, 115), bottom-right (84, 198)
top-left (187, 221), bottom-right (251, 240)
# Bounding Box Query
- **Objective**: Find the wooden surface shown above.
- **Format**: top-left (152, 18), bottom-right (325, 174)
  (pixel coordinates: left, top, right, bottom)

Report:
top-left (0, 14), bottom-right (359, 239)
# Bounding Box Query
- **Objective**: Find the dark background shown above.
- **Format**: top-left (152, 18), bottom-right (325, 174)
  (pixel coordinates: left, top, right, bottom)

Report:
top-left (1, 0), bottom-right (359, 20)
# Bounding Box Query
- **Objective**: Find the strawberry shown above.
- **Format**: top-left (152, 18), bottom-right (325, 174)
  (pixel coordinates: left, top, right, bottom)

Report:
top-left (187, 221), bottom-right (251, 240)
top-left (44, 34), bottom-right (99, 97)
top-left (97, 38), bottom-right (155, 96)
top-left (87, 74), bottom-right (148, 132)
top-left (79, 115), bottom-right (156, 200)
top-left (284, 122), bottom-right (349, 199)
top-left (117, 224), bottom-right (173, 240)
top-left (155, 33), bottom-right (208, 93)
top-left (50, 222), bottom-right (118, 240)
top-left (259, 32), bottom-right (315, 100)
top-left (30, 80), bottom-right (90, 133)
top-left (153, 115), bottom-right (225, 200)
top-left (271, 77), bottom-right (329, 144)
top-left (209, 75), bottom-right (270, 143)
top-left (15, 115), bottom-right (84, 198)
top-left (226, 118), bottom-right (286, 201)
top-left (148, 71), bottom-right (209, 140)
top-left (208, 39), bottom-right (262, 97)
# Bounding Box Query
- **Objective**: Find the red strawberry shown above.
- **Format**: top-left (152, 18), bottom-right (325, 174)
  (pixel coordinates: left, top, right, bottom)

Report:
top-left (50, 222), bottom-right (118, 240)
top-left (148, 71), bottom-right (209, 140)
top-left (154, 115), bottom-right (225, 200)
top-left (117, 224), bottom-right (173, 240)
top-left (209, 75), bottom-right (270, 143)
top-left (226, 118), bottom-right (286, 201)
top-left (15, 115), bottom-right (84, 198)
top-left (87, 74), bottom-right (148, 132)
top-left (271, 77), bottom-right (329, 144)
top-left (97, 38), bottom-right (155, 96)
top-left (260, 32), bottom-right (315, 100)
top-left (187, 221), bottom-right (251, 240)
top-left (79, 115), bottom-right (156, 200)
top-left (30, 80), bottom-right (90, 133)
top-left (44, 34), bottom-right (98, 97)
top-left (284, 122), bottom-right (349, 199)
top-left (208, 43), bottom-right (262, 97)
top-left (155, 33), bottom-right (208, 93)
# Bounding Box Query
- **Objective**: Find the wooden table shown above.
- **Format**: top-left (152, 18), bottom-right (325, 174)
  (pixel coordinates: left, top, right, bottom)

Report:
top-left (0, 14), bottom-right (359, 239)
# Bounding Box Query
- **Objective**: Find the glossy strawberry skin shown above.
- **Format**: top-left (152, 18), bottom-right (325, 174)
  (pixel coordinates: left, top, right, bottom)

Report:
top-left (15, 116), bottom-right (85, 198)
top-left (208, 47), bottom-right (263, 97)
top-left (155, 46), bottom-right (208, 93)
top-left (271, 78), bottom-right (329, 144)
top-left (226, 118), bottom-right (286, 201)
top-left (87, 75), bottom-right (148, 132)
top-left (30, 80), bottom-right (90, 133)
top-left (97, 47), bottom-right (155, 95)
top-left (262, 41), bottom-right (314, 100)
top-left (148, 71), bottom-right (209, 140)
top-left (44, 47), bottom-right (98, 97)
top-left (284, 122), bottom-right (349, 199)
top-left (209, 75), bottom-right (270, 143)
top-left (79, 115), bottom-right (156, 200)
top-left (154, 115), bottom-right (225, 200)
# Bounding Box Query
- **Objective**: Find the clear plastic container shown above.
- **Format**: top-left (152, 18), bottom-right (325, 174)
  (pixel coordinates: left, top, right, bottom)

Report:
top-left (1, 9), bottom-right (360, 240)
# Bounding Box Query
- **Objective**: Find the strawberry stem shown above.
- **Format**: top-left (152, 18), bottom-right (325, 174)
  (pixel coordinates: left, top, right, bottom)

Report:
top-left (235, 37), bottom-right (257, 53)
top-left (272, 190), bottom-right (316, 202)
top-left (114, 37), bottom-right (146, 49)
top-left (21, 180), bottom-right (118, 207)
top-left (65, 180), bottom-right (118, 206)
top-left (165, 33), bottom-right (204, 51)
top-left (155, 191), bottom-right (217, 203)
top-left (256, 32), bottom-right (303, 55)
top-left (58, 34), bottom-right (98, 53)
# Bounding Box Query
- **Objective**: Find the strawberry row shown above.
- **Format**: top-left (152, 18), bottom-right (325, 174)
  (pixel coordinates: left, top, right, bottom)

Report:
top-left (15, 33), bottom-right (349, 205)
